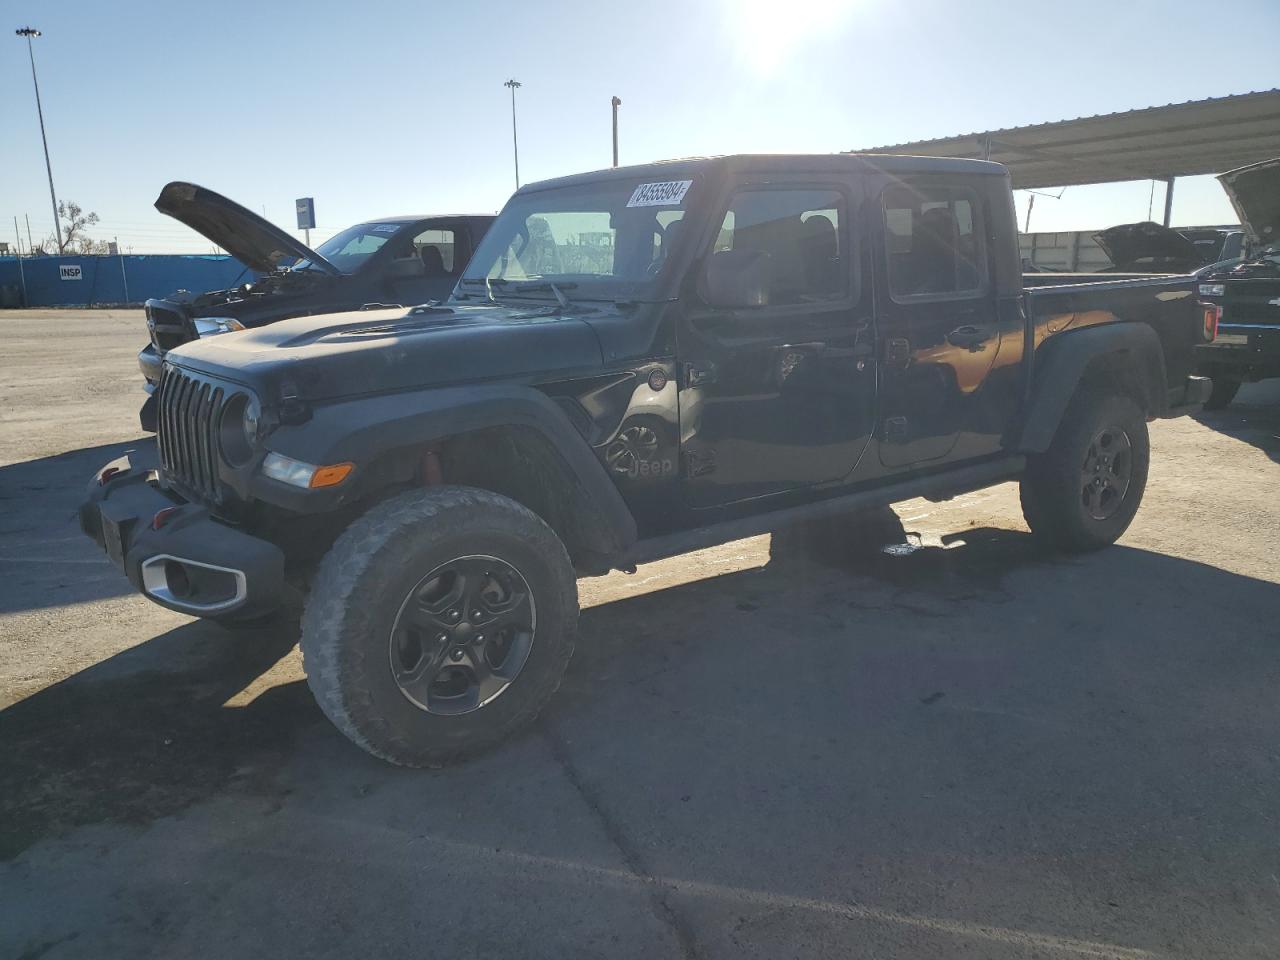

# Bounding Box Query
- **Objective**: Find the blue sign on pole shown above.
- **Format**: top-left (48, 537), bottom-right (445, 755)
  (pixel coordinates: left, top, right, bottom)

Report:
top-left (295, 197), bottom-right (316, 230)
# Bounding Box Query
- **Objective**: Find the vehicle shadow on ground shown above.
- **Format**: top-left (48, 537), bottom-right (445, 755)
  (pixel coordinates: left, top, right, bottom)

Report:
top-left (0, 438), bottom-right (152, 613)
top-left (6, 518), bottom-right (1278, 867)
top-left (0, 616), bottom-right (312, 861)
top-left (1192, 379), bottom-right (1280, 465)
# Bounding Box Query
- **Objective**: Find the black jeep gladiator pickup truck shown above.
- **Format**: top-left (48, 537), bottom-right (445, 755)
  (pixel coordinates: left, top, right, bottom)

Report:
top-left (82, 154), bottom-right (1214, 765)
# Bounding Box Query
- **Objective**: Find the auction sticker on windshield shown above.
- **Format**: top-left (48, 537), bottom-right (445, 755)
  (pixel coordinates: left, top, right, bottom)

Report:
top-left (627, 180), bottom-right (693, 207)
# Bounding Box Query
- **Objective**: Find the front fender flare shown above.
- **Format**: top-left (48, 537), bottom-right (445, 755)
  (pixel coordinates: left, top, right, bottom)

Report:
top-left (1018, 322), bottom-right (1168, 453)
top-left (257, 384), bottom-right (638, 553)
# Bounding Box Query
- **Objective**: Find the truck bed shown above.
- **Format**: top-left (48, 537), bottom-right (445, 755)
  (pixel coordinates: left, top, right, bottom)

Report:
top-left (1024, 273), bottom-right (1202, 408)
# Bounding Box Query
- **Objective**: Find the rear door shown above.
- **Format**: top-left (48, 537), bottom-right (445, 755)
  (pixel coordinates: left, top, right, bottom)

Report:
top-left (678, 177), bottom-right (877, 508)
top-left (388, 221), bottom-right (469, 305)
top-left (874, 180), bottom-right (1001, 467)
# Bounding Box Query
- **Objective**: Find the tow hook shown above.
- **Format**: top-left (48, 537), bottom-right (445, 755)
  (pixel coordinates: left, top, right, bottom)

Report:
top-left (151, 506), bottom-right (182, 531)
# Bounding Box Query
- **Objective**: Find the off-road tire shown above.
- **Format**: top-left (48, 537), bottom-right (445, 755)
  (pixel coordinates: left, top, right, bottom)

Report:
top-left (1020, 391), bottom-right (1149, 552)
top-left (301, 486), bottom-right (578, 766)
top-left (1202, 377), bottom-right (1241, 410)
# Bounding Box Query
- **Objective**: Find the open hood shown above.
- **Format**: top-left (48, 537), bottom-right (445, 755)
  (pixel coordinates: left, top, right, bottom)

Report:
top-left (155, 182), bottom-right (340, 276)
top-left (1092, 221), bottom-right (1202, 270)
top-left (1218, 158), bottom-right (1280, 250)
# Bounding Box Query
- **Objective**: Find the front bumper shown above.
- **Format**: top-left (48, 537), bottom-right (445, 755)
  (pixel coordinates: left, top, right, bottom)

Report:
top-left (80, 446), bottom-right (285, 620)
top-left (139, 345), bottom-right (163, 432)
top-left (139, 342), bottom-right (164, 385)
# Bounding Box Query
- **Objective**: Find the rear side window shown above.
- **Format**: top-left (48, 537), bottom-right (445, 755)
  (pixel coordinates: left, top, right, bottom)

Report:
top-left (713, 187), bottom-right (849, 306)
top-left (412, 228), bottom-right (456, 274)
top-left (883, 184), bottom-right (986, 299)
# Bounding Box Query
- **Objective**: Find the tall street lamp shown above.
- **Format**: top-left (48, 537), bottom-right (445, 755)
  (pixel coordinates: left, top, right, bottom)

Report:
top-left (504, 79), bottom-right (522, 189)
top-left (16, 27), bottom-right (62, 253)
top-left (611, 96), bottom-right (621, 167)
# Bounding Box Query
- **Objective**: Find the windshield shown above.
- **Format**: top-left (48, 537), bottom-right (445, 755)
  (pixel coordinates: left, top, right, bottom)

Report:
top-left (459, 177), bottom-right (694, 301)
top-left (293, 221), bottom-right (406, 274)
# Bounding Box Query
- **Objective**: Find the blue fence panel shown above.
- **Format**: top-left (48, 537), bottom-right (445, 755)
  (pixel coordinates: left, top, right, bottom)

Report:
top-left (0, 255), bottom-right (257, 308)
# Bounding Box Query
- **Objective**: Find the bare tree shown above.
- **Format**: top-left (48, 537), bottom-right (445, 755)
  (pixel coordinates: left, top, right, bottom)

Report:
top-left (47, 201), bottom-right (110, 255)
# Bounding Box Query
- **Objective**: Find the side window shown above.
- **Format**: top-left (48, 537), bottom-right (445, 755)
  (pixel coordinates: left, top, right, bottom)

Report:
top-left (411, 228), bottom-right (457, 276)
top-left (882, 184), bottom-right (986, 299)
top-left (712, 187), bottom-right (848, 306)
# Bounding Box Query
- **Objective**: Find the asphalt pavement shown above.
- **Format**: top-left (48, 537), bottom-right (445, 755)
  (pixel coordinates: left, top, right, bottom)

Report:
top-left (2, 310), bottom-right (1278, 959)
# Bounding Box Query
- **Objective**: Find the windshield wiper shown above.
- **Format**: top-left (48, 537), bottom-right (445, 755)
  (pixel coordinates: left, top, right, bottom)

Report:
top-left (509, 280), bottom-right (575, 308)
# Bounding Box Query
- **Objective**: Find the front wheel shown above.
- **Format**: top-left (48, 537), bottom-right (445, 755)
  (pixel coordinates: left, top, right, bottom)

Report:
top-left (301, 486), bottom-right (578, 766)
top-left (1020, 391), bottom-right (1150, 552)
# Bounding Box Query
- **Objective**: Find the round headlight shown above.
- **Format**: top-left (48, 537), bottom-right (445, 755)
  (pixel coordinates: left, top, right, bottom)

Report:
top-left (242, 396), bottom-right (261, 448)
top-left (219, 393), bottom-right (261, 466)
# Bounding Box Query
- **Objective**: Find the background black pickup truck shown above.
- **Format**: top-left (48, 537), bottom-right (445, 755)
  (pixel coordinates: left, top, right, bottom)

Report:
top-left (83, 154), bottom-right (1214, 766)
top-left (138, 182), bottom-right (493, 428)
top-left (1193, 158), bottom-right (1280, 407)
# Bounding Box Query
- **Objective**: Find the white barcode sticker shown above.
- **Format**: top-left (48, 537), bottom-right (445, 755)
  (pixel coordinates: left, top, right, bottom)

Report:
top-left (627, 180), bottom-right (692, 207)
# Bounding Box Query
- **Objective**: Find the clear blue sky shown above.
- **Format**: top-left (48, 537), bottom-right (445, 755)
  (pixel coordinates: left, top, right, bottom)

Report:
top-left (3, 0), bottom-right (1278, 253)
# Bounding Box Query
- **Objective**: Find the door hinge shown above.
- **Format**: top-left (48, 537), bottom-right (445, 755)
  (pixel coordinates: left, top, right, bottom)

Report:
top-left (883, 416), bottom-right (909, 444)
top-left (884, 338), bottom-right (911, 366)
top-left (682, 362), bottom-right (716, 388)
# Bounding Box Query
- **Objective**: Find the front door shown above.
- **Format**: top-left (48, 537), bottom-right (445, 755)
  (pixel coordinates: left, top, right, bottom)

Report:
top-left (678, 180), bottom-right (877, 509)
top-left (873, 180), bottom-right (1001, 467)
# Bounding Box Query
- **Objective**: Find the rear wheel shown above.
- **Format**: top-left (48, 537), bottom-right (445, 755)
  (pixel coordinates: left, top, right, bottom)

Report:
top-left (1203, 377), bottom-right (1241, 410)
top-left (301, 486), bottom-right (577, 766)
top-left (1020, 391), bottom-right (1149, 552)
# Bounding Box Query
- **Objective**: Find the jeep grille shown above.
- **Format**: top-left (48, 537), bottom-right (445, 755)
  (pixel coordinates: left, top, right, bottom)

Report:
top-left (156, 367), bottom-right (229, 502)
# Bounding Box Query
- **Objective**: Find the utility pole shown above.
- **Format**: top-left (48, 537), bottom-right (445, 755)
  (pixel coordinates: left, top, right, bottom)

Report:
top-left (504, 79), bottom-right (522, 189)
top-left (16, 27), bottom-right (62, 253)
top-left (24, 214), bottom-right (34, 253)
top-left (13, 218), bottom-right (28, 306)
top-left (611, 96), bottom-right (621, 167)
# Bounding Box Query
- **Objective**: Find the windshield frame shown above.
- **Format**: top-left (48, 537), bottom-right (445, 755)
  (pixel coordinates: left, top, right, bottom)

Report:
top-left (456, 174), bottom-right (707, 304)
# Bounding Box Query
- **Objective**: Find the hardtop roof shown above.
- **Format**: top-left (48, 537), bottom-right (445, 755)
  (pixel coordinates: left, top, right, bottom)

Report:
top-left (517, 153), bottom-right (1007, 195)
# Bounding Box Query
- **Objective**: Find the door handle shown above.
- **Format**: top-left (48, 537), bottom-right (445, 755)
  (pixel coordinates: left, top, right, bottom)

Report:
top-left (946, 324), bottom-right (996, 351)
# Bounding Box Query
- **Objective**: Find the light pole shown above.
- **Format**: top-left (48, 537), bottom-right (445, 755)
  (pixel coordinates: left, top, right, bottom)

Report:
top-left (16, 27), bottom-right (62, 253)
top-left (611, 96), bottom-right (621, 167)
top-left (504, 79), bottom-right (522, 189)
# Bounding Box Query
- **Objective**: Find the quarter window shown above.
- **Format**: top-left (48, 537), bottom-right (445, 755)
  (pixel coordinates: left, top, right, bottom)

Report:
top-left (712, 188), bottom-right (848, 306)
top-left (411, 228), bottom-right (457, 275)
top-left (883, 185), bottom-right (986, 298)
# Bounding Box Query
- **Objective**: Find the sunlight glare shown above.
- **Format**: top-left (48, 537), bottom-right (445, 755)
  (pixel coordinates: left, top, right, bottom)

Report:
top-left (728, 0), bottom-right (862, 75)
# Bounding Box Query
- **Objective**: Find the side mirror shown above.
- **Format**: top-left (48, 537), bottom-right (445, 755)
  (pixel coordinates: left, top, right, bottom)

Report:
top-left (703, 249), bottom-right (771, 308)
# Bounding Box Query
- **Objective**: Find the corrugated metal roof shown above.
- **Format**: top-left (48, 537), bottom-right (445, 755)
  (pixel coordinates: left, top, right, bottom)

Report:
top-left (850, 90), bottom-right (1280, 189)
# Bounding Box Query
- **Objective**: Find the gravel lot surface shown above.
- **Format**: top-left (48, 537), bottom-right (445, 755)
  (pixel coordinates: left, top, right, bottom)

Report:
top-left (2, 310), bottom-right (1278, 959)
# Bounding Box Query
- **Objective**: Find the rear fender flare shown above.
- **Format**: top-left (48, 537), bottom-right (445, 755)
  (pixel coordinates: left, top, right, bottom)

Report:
top-left (1018, 322), bottom-right (1168, 453)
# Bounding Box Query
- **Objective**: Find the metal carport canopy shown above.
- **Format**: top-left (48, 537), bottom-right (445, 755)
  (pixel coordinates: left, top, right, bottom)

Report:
top-left (850, 90), bottom-right (1280, 191)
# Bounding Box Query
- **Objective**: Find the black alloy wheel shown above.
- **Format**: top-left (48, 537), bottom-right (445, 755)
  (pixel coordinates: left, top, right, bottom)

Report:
top-left (390, 556), bottom-right (536, 716)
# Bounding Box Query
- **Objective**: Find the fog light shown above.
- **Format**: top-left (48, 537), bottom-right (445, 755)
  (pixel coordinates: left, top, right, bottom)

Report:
top-left (164, 560), bottom-right (192, 598)
top-left (98, 465), bottom-right (126, 486)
